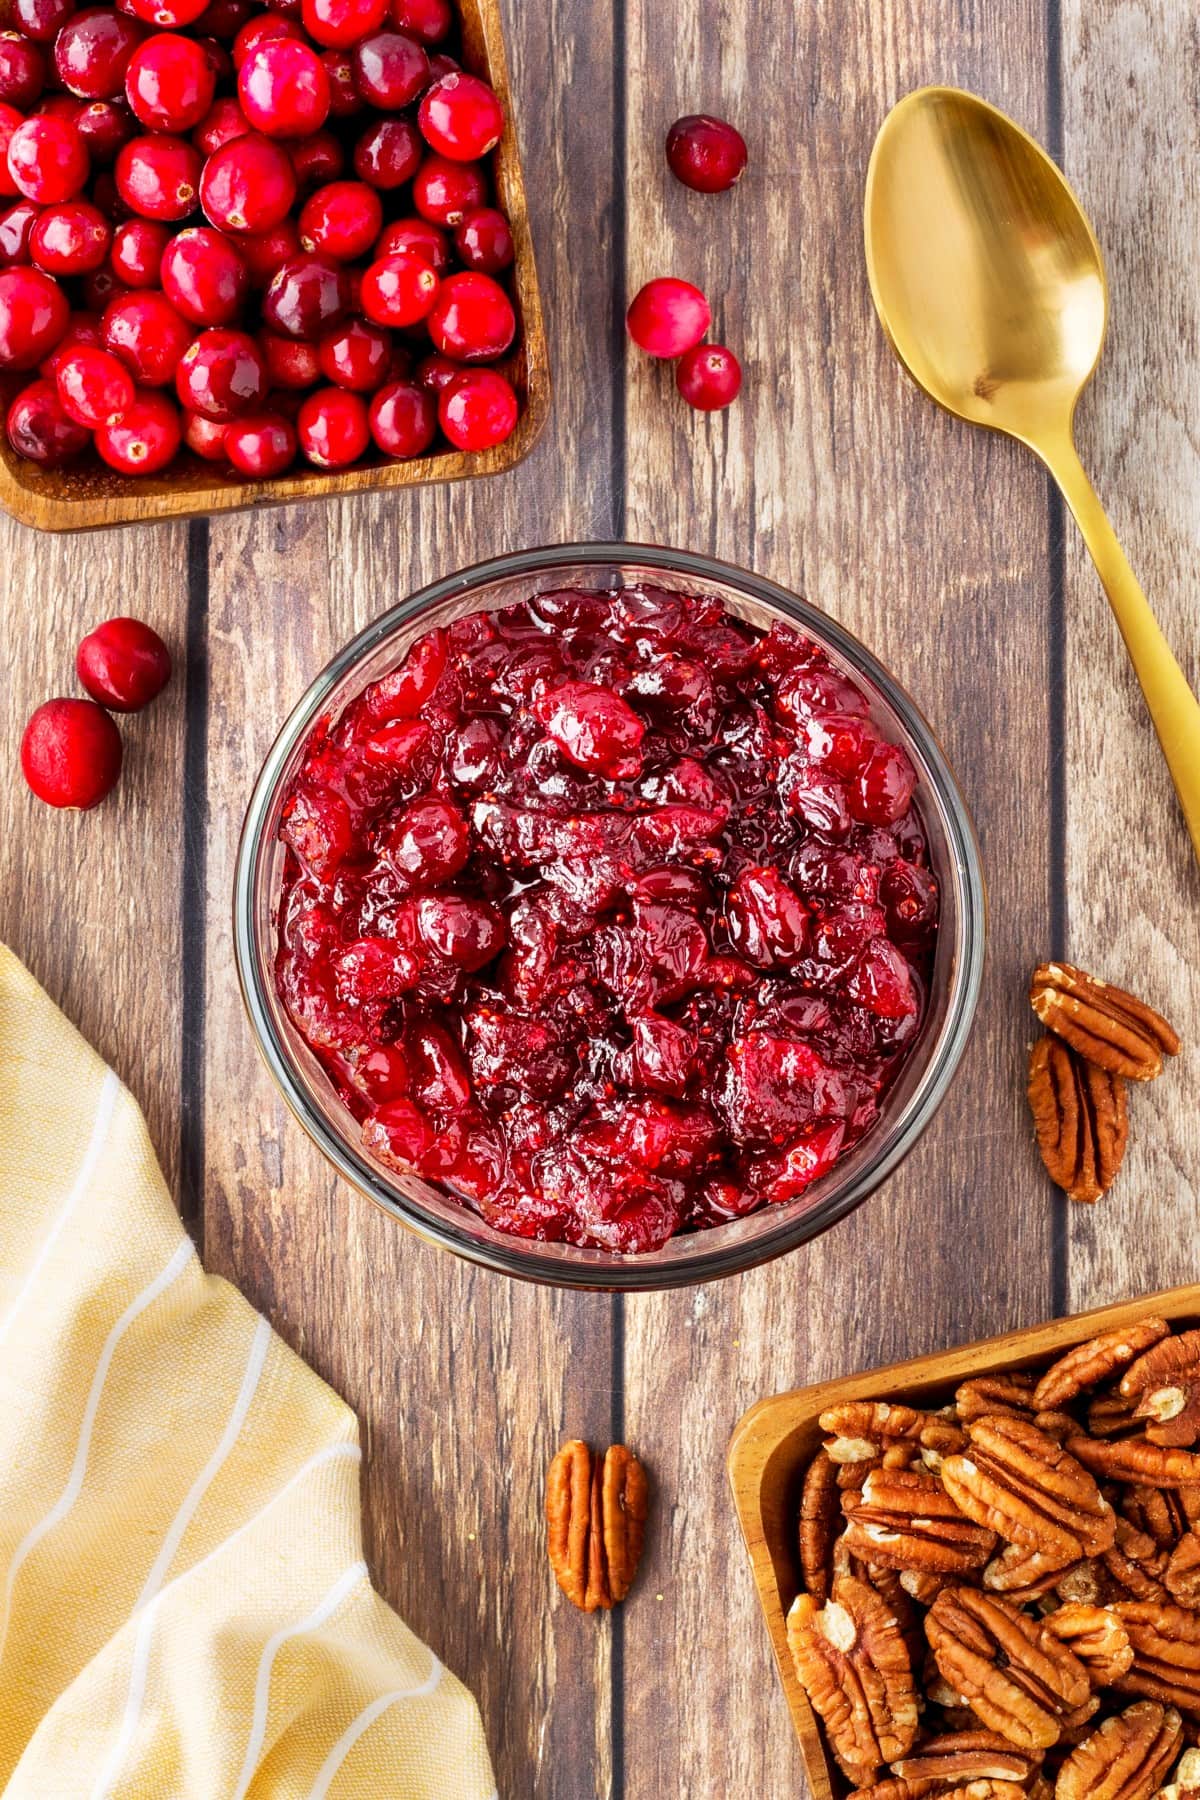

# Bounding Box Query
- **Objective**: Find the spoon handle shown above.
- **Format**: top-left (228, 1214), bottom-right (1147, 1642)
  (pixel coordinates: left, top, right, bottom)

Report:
top-left (1037, 432), bottom-right (1200, 868)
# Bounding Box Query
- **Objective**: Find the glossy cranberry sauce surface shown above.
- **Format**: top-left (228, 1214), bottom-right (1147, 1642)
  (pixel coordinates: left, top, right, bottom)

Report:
top-left (273, 586), bottom-right (940, 1254)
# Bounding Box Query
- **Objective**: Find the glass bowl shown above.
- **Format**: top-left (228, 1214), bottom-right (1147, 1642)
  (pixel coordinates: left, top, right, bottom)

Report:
top-left (234, 542), bottom-right (986, 1290)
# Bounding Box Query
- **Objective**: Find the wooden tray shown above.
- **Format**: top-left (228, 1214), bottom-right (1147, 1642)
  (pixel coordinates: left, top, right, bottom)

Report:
top-left (0, 0), bottom-right (550, 532)
top-left (726, 1281), bottom-right (1200, 1800)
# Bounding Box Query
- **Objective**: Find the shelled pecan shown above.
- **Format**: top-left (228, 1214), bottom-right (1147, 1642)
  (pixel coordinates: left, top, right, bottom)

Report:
top-left (1045, 1602), bottom-right (1135, 1684)
top-left (1054, 1699), bottom-right (1182, 1800)
top-left (889, 1728), bottom-right (1041, 1784)
top-left (545, 1439), bottom-right (647, 1612)
top-left (799, 1448), bottom-right (841, 1605)
top-left (1165, 1532), bottom-right (1200, 1609)
top-left (1030, 963), bottom-right (1181, 1081)
top-left (842, 1468), bottom-right (997, 1575)
top-left (1069, 1435), bottom-right (1200, 1489)
top-left (940, 1415), bottom-right (1115, 1564)
top-left (786, 1574), bottom-right (918, 1784)
top-left (1112, 1604), bottom-right (1200, 1712)
top-left (1034, 1320), bottom-right (1171, 1412)
top-left (1121, 1332), bottom-right (1200, 1449)
top-left (1027, 1034), bottom-right (1128, 1203)
top-left (924, 1586), bottom-right (1090, 1749)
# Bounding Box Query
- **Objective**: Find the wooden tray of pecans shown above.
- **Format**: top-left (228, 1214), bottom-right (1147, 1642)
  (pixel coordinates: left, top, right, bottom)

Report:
top-left (727, 1283), bottom-right (1200, 1800)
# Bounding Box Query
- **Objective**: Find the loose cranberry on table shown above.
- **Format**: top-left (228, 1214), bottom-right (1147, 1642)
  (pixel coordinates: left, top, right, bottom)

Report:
top-left (675, 341), bottom-right (741, 411)
top-left (76, 614), bottom-right (171, 709)
top-left (273, 592), bottom-right (938, 1253)
top-left (626, 276), bottom-right (710, 358)
top-left (21, 696), bottom-right (123, 808)
top-left (665, 114), bottom-right (747, 193)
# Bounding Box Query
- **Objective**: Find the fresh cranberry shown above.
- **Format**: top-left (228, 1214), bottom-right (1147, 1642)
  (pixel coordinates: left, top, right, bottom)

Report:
top-left (94, 383), bottom-right (180, 468)
top-left (229, 8), bottom-right (302, 64)
top-left (258, 325), bottom-right (317, 385)
top-left (194, 0), bottom-right (252, 34)
top-left (288, 127), bottom-right (342, 188)
top-left (262, 249), bottom-right (349, 338)
top-left (351, 28), bottom-right (427, 109)
top-left (55, 342), bottom-right (133, 423)
top-left (110, 215), bottom-right (168, 284)
top-left (115, 132), bottom-right (202, 219)
top-left (316, 314), bottom-right (388, 390)
top-left (160, 224), bottom-right (247, 322)
top-left (238, 37), bottom-right (330, 138)
top-left (21, 697), bottom-right (122, 809)
top-left (7, 115), bottom-right (90, 203)
top-left (320, 48), bottom-right (360, 117)
top-left (182, 404), bottom-right (225, 456)
top-left (124, 0), bottom-right (210, 25)
top-left (301, 0), bottom-right (385, 47)
top-left (40, 311), bottom-right (106, 383)
top-left (77, 97), bottom-right (136, 161)
top-left (665, 114), bottom-right (747, 193)
top-left (417, 71), bottom-right (502, 161)
top-left (453, 206), bottom-right (512, 274)
top-left (102, 287), bottom-right (192, 382)
top-left (6, 375), bottom-right (89, 461)
top-left (29, 200), bottom-right (110, 274)
top-left (12, 0), bottom-right (75, 44)
top-left (192, 94), bottom-right (247, 153)
top-left (675, 341), bottom-right (741, 410)
top-left (391, 0), bottom-right (449, 41)
top-left (0, 197), bottom-right (39, 263)
top-left (411, 152), bottom-right (484, 225)
top-left (296, 383), bottom-right (367, 466)
top-left (53, 7), bottom-right (132, 102)
top-left (36, 93), bottom-right (85, 122)
top-left (298, 178), bottom-right (380, 260)
top-left (437, 365), bottom-right (515, 451)
top-left (175, 324), bottom-right (265, 418)
top-left (376, 213), bottom-right (446, 270)
top-left (0, 264), bottom-right (69, 367)
top-left (76, 615), bottom-right (171, 709)
top-left (360, 248), bottom-right (438, 328)
top-left (82, 263), bottom-right (128, 308)
top-left (124, 32), bottom-right (214, 131)
top-left (367, 374), bottom-right (433, 455)
top-left (414, 348), bottom-right (455, 390)
top-left (234, 215), bottom-right (298, 283)
top-left (193, 32), bottom-right (232, 81)
top-left (0, 34), bottom-right (45, 109)
top-left (200, 130), bottom-right (295, 230)
top-left (426, 269), bottom-right (513, 361)
top-left (0, 102), bottom-right (22, 198)
top-left (352, 113), bottom-right (420, 189)
top-left (626, 277), bottom-right (710, 357)
top-left (224, 407), bottom-right (295, 473)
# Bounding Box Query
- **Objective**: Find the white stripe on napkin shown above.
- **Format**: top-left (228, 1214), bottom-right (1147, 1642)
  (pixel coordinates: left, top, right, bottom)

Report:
top-left (305, 1655), bottom-right (446, 1800)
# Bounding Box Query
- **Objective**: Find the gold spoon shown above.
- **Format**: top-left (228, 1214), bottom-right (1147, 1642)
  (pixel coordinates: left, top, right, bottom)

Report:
top-left (865, 85), bottom-right (1200, 866)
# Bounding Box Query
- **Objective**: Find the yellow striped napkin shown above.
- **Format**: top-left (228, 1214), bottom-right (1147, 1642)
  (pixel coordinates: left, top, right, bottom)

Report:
top-left (0, 943), bottom-right (497, 1800)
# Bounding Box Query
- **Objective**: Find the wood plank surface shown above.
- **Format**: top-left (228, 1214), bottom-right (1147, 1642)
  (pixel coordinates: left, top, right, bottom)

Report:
top-left (1, 3), bottom-right (1198, 1798)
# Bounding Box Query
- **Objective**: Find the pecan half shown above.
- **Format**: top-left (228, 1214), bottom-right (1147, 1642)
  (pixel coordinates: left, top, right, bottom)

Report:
top-left (941, 1416), bottom-right (1115, 1566)
top-left (1153, 1746), bottom-right (1200, 1799)
top-left (1045, 1602), bottom-right (1135, 1684)
top-left (847, 1782), bottom-right (1026, 1800)
top-left (842, 1467), bottom-right (998, 1575)
top-left (983, 1541), bottom-right (1081, 1602)
top-left (955, 1373), bottom-right (1074, 1439)
top-left (1030, 962), bottom-right (1181, 1081)
top-left (1034, 1319), bottom-right (1171, 1412)
top-left (1166, 1533), bottom-right (1200, 1610)
top-left (1070, 1436), bottom-right (1200, 1490)
top-left (820, 1401), bottom-right (960, 1466)
top-left (787, 1574), bottom-right (919, 1783)
top-left (1055, 1700), bottom-right (1183, 1800)
top-left (545, 1440), bottom-right (647, 1611)
top-left (925, 1587), bottom-right (1090, 1750)
top-left (799, 1449), bottom-right (841, 1605)
top-left (890, 1727), bottom-right (1042, 1784)
top-left (1112, 1604), bottom-right (1200, 1713)
top-left (1090, 1390), bottom-right (1144, 1440)
top-left (1120, 1334), bottom-right (1200, 1449)
top-left (1103, 1520), bottom-right (1173, 1604)
top-left (1122, 1488), bottom-right (1200, 1552)
top-left (1027, 1034), bottom-right (1129, 1203)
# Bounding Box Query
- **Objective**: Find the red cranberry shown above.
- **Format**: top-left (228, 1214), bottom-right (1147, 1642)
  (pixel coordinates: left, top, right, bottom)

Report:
top-left (665, 114), bottom-right (747, 193)
top-left (0, 197), bottom-right (39, 263)
top-left (0, 101), bottom-right (22, 198)
top-left (13, 0), bottom-right (75, 44)
top-left (418, 72), bottom-right (502, 161)
top-left (414, 348), bottom-right (455, 390)
top-left (192, 94), bottom-right (247, 153)
top-left (21, 697), bottom-right (122, 809)
top-left (55, 341), bottom-right (134, 423)
top-left (200, 130), bottom-right (295, 231)
top-left (7, 115), bottom-right (90, 203)
top-left (258, 324), bottom-right (317, 385)
top-left (425, 49), bottom-right (455, 80)
top-left (0, 264), bottom-right (69, 367)
top-left (115, 132), bottom-right (202, 219)
top-left (76, 614), bottom-right (171, 709)
top-left (160, 224), bottom-right (247, 323)
top-left (182, 404), bottom-right (226, 456)
top-left (29, 200), bottom-right (110, 274)
top-left (427, 270), bottom-right (513, 361)
top-left (262, 249), bottom-right (349, 338)
top-left (102, 288), bottom-right (192, 383)
top-left (352, 113), bottom-right (420, 189)
top-left (298, 178), bottom-right (380, 260)
top-left (453, 206), bottom-right (512, 274)
top-left (38, 311), bottom-right (106, 375)
top-left (438, 366), bottom-right (516, 451)
top-left (124, 0), bottom-right (210, 25)
top-left (411, 153), bottom-right (484, 226)
top-left (675, 341), bottom-right (741, 410)
top-left (110, 214), bottom-right (168, 284)
top-left (626, 277), bottom-right (710, 357)
top-left (238, 37), bottom-right (330, 138)
top-left (194, 0), bottom-right (253, 34)
top-left (231, 9), bottom-right (301, 64)
top-left (124, 32), bottom-right (214, 132)
top-left (36, 93), bottom-right (85, 121)
top-left (376, 214), bottom-right (446, 271)
top-left (175, 323), bottom-right (265, 418)
top-left (234, 215), bottom-right (298, 284)
top-left (317, 314), bottom-right (389, 390)
top-left (289, 127), bottom-right (342, 188)
top-left (351, 28), bottom-right (427, 109)
top-left (320, 48), bottom-right (360, 117)
top-left (193, 31), bottom-right (231, 81)
top-left (296, 382), bottom-right (367, 465)
top-left (77, 97), bottom-right (136, 161)
top-left (390, 0), bottom-right (449, 43)
top-left (360, 248), bottom-right (438, 327)
top-left (368, 375), bottom-right (434, 456)
top-left (6, 375), bottom-right (89, 461)
top-left (301, 0), bottom-right (385, 48)
top-left (94, 383), bottom-right (180, 468)
top-left (82, 263), bottom-right (128, 308)
top-left (0, 34), bottom-right (45, 109)
top-left (224, 407), bottom-right (295, 473)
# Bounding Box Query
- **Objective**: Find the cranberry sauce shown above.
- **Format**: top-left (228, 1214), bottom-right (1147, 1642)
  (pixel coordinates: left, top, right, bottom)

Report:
top-left (273, 585), bottom-right (940, 1253)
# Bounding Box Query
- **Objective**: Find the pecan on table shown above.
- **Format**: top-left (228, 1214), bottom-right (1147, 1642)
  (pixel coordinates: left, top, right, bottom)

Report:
top-left (841, 1467), bottom-right (997, 1576)
top-left (889, 1727), bottom-right (1042, 1785)
top-left (940, 1415), bottom-right (1115, 1566)
top-left (1069, 1435), bottom-right (1200, 1489)
top-left (1165, 1531), bottom-right (1200, 1610)
top-left (1030, 962), bottom-right (1181, 1082)
top-left (1027, 1034), bottom-right (1129, 1203)
top-left (799, 1447), bottom-right (841, 1605)
top-left (924, 1586), bottom-right (1091, 1750)
top-left (1112, 1603), bottom-right (1200, 1712)
top-left (1034, 1319), bottom-right (1172, 1412)
top-left (545, 1439), bottom-right (647, 1612)
top-left (1054, 1699), bottom-right (1183, 1800)
top-left (1045, 1602), bottom-right (1135, 1684)
top-left (1121, 1332), bottom-right (1200, 1449)
top-left (786, 1573), bottom-right (919, 1784)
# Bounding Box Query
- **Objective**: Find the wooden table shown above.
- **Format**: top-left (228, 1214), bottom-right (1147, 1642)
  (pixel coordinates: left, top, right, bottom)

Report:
top-left (3, 3), bottom-right (1198, 1793)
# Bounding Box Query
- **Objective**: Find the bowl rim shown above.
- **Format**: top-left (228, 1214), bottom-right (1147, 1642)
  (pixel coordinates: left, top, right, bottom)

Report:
top-left (233, 539), bottom-right (988, 1290)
